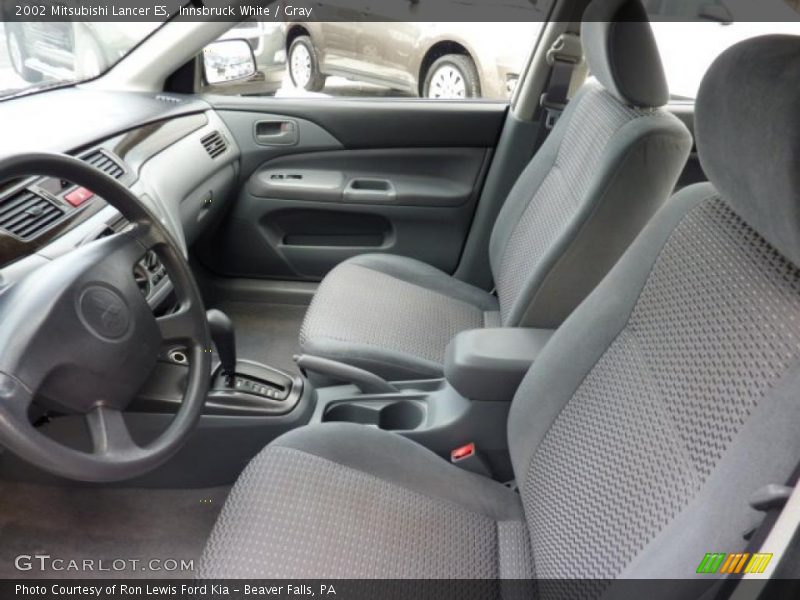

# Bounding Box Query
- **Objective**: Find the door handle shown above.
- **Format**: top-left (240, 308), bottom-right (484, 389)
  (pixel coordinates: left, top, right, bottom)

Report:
top-left (342, 178), bottom-right (396, 204)
top-left (253, 119), bottom-right (298, 146)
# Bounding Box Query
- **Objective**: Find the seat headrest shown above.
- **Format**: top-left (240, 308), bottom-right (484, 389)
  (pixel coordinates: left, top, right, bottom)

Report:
top-left (695, 35), bottom-right (800, 266)
top-left (581, 0), bottom-right (669, 107)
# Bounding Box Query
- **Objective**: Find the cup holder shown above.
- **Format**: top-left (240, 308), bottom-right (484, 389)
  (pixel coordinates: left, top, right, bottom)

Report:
top-left (379, 401), bottom-right (425, 430)
top-left (323, 400), bottom-right (425, 431)
top-left (323, 403), bottom-right (376, 425)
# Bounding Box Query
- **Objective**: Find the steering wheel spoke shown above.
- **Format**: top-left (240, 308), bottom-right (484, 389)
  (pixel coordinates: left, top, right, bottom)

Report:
top-left (129, 219), bottom-right (163, 251)
top-left (86, 405), bottom-right (138, 456)
top-left (0, 372), bottom-right (34, 420)
top-left (99, 227), bottom-right (150, 273)
top-left (156, 305), bottom-right (198, 343)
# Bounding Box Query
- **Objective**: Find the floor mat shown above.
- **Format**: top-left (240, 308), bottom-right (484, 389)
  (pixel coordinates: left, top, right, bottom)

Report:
top-left (0, 482), bottom-right (229, 579)
top-left (213, 301), bottom-right (306, 375)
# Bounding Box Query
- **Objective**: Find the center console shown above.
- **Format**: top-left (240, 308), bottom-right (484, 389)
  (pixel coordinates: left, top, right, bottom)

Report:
top-left (298, 327), bottom-right (555, 480)
top-left (134, 308), bottom-right (305, 418)
top-left (204, 309), bottom-right (304, 415)
top-left (114, 319), bottom-right (554, 487)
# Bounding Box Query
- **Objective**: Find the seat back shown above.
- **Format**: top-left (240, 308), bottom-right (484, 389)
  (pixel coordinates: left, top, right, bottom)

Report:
top-left (508, 33), bottom-right (800, 592)
top-left (489, 0), bottom-right (691, 328)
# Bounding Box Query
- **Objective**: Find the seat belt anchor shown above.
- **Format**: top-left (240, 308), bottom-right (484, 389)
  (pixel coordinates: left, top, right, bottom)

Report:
top-left (451, 442), bottom-right (492, 477)
top-left (742, 483), bottom-right (795, 540)
top-left (546, 32), bottom-right (583, 67)
top-left (749, 483), bottom-right (794, 512)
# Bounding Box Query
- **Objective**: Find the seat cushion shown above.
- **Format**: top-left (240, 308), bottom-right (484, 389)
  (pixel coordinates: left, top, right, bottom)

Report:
top-left (299, 254), bottom-right (499, 380)
top-left (197, 423), bottom-right (532, 579)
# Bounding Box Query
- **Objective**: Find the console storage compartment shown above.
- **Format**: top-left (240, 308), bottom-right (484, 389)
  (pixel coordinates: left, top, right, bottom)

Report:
top-left (444, 328), bottom-right (555, 403)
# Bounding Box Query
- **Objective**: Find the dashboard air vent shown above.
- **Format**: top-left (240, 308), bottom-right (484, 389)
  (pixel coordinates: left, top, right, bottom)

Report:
top-left (0, 190), bottom-right (65, 240)
top-left (83, 150), bottom-right (125, 180)
top-left (201, 131), bottom-right (227, 159)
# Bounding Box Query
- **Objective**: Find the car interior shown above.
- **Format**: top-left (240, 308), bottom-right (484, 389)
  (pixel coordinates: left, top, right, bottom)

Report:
top-left (0, 0), bottom-right (799, 594)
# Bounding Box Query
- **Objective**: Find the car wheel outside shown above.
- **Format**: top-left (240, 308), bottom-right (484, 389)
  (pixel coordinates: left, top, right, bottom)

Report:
top-left (423, 54), bottom-right (480, 99)
top-left (6, 27), bottom-right (43, 83)
top-left (288, 36), bottom-right (326, 92)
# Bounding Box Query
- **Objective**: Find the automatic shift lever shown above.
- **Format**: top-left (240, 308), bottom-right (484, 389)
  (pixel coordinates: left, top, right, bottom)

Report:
top-left (207, 309), bottom-right (236, 387)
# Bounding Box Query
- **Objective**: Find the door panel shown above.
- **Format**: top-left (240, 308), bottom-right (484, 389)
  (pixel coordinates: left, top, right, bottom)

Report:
top-left (198, 100), bottom-right (506, 282)
top-left (211, 97), bottom-right (506, 147)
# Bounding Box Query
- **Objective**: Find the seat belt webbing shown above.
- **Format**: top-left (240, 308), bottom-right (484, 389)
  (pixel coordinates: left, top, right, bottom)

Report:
top-left (539, 32), bottom-right (585, 129)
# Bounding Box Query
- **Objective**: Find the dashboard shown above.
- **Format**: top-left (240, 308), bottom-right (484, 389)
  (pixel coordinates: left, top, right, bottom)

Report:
top-left (0, 88), bottom-right (242, 307)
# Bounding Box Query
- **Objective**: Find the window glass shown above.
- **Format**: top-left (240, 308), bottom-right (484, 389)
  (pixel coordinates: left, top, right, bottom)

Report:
top-left (204, 20), bottom-right (546, 101)
top-left (651, 21), bottom-right (800, 101)
top-left (645, 0), bottom-right (800, 101)
top-left (0, 22), bottom-right (161, 101)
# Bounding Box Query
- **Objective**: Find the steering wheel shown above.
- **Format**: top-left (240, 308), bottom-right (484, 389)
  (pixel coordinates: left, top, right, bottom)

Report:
top-left (0, 153), bottom-right (211, 482)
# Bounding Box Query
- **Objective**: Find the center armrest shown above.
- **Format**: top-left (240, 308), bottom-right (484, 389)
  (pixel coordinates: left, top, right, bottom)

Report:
top-left (444, 328), bottom-right (555, 402)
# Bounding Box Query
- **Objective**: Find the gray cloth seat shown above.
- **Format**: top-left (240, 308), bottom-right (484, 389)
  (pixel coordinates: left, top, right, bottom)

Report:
top-left (299, 1), bottom-right (692, 380)
top-left (201, 26), bottom-right (800, 588)
top-left (299, 253), bottom-right (501, 379)
top-left (198, 423), bottom-right (533, 579)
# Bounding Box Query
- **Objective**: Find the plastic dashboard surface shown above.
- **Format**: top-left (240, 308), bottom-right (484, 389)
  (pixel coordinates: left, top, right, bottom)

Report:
top-left (0, 88), bottom-right (210, 160)
top-left (0, 87), bottom-right (236, 285)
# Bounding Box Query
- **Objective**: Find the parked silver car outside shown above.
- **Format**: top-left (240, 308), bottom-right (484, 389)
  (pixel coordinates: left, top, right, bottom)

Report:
top-left (285, 19), bottom-right (543, 100)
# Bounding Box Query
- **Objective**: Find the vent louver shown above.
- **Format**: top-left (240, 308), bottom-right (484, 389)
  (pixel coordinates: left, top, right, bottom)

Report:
top-left (201, 131), bottom-right (227, 159)
top-left (0, 190), bottom-right (65, 240)
top-left (83, 150), bottom-right (125, 179)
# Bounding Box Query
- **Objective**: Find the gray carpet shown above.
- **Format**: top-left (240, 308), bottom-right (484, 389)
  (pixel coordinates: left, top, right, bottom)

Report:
top-left (0, 482), bottom-right (229, 579)
top-left (213, 301), bottom-right (306, 375)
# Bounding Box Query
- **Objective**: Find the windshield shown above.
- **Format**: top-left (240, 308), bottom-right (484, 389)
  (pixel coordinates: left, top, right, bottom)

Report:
top-left (0, 22), bottom-right (163, 99)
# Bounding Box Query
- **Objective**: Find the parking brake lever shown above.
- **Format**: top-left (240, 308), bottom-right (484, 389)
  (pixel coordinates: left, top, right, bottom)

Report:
top-left (294, 354), bottom-right (398, 394)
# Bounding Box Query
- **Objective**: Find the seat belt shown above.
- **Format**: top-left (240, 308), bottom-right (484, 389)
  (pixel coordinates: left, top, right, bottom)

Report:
top-left (539, 32), bottom-right (585, 130)
top-left (713, 462), bottom-right (800, 599)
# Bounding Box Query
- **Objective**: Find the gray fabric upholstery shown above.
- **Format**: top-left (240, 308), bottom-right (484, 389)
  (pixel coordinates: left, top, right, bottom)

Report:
top-left (198, 423), bottom-right (530, 579)
top-left (299, 254), bottom-right (499, 380)
top-left (515, 191), bottom-right (800, 587)
top-left (491, 82), bottom-right (690, 326)
top-left (695, 35), bottom-right (800, 267)
top-left (581, 0), bottom-right (669, 107)
top-left (203, 34), bottom-right (800, 586)
top-left (300, 32), bottom-right (690, 378)
top-left (204, 191), bottom-right (800, 583)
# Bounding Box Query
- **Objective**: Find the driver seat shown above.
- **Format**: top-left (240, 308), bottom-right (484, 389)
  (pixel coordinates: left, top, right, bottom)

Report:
top-left (199, 35), bottom-right (800, 586)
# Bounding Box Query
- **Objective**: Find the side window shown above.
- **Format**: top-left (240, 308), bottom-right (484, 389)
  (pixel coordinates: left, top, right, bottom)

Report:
top-left (647, 2), bottom-right (800, 101)
top-left (201, 8), bottom-right (551, 101)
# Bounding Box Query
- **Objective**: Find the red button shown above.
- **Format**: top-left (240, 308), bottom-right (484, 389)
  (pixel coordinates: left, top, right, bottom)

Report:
top-left (451, 442), bottom-right (475, 462)
top-left (64, 187), bottom-right (94, 207)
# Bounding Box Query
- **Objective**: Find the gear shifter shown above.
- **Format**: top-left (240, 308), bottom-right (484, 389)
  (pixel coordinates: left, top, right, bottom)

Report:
top-left (207, 309), bottom-right (236, 387)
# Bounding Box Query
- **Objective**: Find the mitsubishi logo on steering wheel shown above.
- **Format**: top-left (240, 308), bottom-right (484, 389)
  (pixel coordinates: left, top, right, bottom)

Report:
top-left (78, 285), bottom-right (132, 341)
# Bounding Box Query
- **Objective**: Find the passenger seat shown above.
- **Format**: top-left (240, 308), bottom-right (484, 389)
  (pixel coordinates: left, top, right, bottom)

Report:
top-left (299, 0), bottom-right (692, 380)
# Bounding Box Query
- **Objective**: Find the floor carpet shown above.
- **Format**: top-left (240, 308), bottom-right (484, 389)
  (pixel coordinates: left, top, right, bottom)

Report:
top-left (212, 301), bottom-right (306, 375)
top-left (0, 482), bottom-right (229, 579)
